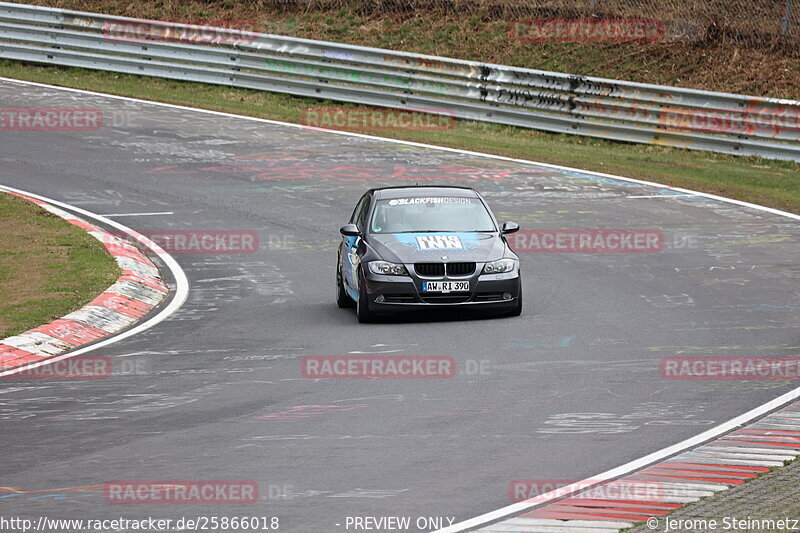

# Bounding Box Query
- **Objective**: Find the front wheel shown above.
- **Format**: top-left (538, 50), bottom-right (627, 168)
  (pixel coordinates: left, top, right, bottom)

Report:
top-left (507, 282), bottom-right (522, 317)
top-left (356, 275), bottom-right (377, 323)
top-left (336, 261), bottom-right (355, 308)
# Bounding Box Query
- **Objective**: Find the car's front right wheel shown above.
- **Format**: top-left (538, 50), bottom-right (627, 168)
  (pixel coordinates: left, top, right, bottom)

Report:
top-left (356, 275), bottom-right (377, 323)
top-left (336, 261), bottom-right (355, 308)
top-left (508, 281), bottom-right (522, 317)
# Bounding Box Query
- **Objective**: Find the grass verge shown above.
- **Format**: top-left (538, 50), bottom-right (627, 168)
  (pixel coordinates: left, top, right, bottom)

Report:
top-left (0, 192), bottom-right (120, 338)
top-left (2, 60), bottom-right (799, 214)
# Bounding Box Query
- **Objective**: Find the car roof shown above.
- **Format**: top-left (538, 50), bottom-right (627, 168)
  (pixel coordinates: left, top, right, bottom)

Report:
top-left (370, 186), bottom-right (480, 200)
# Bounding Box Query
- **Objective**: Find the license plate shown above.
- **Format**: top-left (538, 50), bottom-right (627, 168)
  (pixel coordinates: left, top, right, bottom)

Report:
top-left (422, 281), bottom-right (470, 293)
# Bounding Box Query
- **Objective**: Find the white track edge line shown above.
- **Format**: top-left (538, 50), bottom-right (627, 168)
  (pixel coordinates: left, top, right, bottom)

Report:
top-left (1, 77), bottom-right (799, 531)
top-left (0, 183), bottom-right (189, 378)
top-left (101, 211), bottom-right (175, 217)
top-left (436, 387), bottom-right (800, 533)
top-left (0, 77), bottom-right (797, 222)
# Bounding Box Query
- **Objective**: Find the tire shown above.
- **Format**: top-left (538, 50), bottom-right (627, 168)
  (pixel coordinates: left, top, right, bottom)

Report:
top-left (356, 275), bottom-right (377, 323)
top-left (508, 281), bottom-right (522, 317)
top-left (336, 260), bottom-right (355, 308)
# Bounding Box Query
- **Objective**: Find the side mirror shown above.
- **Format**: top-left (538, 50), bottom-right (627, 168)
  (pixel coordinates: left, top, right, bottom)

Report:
top-left (340, 224), bottom-right (360, 236)
top-left (501, 221), bottom-right (520, 235)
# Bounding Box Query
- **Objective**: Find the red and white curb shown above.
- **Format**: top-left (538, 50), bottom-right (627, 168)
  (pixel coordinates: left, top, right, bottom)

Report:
top-left (0, 191), bottom-right (169, 371)
top-left (477, 402), bottom-right (800, 532)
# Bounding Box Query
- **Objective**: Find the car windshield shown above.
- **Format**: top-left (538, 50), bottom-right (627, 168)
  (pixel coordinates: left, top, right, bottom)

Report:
top-left (370, 196), bottom-right (496, 233)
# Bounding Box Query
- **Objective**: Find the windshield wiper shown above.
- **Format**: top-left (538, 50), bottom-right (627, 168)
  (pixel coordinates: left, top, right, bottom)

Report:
top-left (393, 230), bottom-right (449, 233)
top-left (392, 229), bottom-right (494, 233)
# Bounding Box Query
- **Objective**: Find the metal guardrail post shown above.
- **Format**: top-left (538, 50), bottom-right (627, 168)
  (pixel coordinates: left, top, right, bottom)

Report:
top-left (782, 0), bottom-right (793, 36)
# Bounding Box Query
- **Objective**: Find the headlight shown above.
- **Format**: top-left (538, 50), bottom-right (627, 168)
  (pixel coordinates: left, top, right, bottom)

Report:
top-left (368, 261), bottom-right (408, 276)
top-left (482, 258), bottom-right (516, 274)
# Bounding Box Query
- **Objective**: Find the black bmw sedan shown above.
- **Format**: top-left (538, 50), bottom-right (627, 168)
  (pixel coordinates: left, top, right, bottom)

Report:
top-left (336, 186), bottom-right (522, 322)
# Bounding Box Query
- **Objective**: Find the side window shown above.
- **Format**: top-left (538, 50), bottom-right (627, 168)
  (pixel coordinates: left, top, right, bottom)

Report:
top-left (357, 195), bottom-right (372, 230)
top-left (350, 196), bottom-right (367, 225)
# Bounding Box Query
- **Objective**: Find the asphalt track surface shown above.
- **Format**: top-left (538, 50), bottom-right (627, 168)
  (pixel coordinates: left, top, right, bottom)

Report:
top-left (1, 77), bottom-right (800, 532)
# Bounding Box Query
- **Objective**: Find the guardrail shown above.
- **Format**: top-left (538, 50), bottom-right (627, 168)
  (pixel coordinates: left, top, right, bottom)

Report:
top-left (1, 1), bottom-right (799, 162)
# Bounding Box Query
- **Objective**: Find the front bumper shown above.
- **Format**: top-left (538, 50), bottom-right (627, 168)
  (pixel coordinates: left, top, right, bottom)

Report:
top-left (362, 264), bottom-right (520, 312)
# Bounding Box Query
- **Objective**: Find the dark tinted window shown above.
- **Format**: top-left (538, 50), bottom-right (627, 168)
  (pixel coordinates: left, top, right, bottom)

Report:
top-left (350, 195), bottom-right (367, 226)
top-left (370, 196), bottom-right (495, 233)
top-left (350, 194), bottom-right (372, 230)
top-left (357, 194), bottom-right (372, 230)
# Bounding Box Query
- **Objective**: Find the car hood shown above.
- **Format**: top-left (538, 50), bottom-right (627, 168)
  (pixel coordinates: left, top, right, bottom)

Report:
top-left (368, 232), bottom-right (506, 263)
